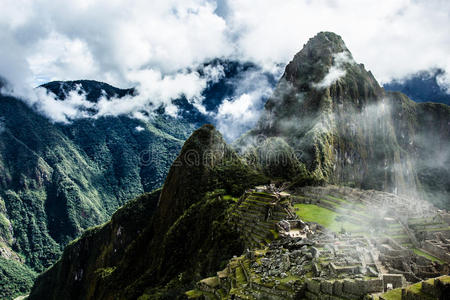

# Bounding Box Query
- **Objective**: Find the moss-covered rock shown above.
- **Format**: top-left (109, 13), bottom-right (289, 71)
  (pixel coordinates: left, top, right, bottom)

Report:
top-left (238, 32), bottom-right (450, 209)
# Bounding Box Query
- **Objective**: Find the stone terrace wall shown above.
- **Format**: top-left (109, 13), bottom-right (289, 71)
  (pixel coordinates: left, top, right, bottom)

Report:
top-left (304, 277), bottom-right (384, 299)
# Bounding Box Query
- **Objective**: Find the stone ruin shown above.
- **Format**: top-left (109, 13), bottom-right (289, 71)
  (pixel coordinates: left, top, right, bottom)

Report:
top-left (187, 185), bottom-right (450, 299)
top-left (293, 185), bottom-right (450, 264)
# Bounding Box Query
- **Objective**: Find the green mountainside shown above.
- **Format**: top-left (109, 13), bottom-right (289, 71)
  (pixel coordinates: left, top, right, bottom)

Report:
top-left (29, 124), bottom-right (268, 299)
top-left (0, 90), bottom-right (196, 299)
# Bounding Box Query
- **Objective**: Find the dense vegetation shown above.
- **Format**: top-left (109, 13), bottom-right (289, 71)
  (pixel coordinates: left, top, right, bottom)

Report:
top-left (29, 125), bottom-right (268, 299)
top-left (0, 84), bottom-right (197, 298)
top-left (0, 257), bottom-right (36, 299)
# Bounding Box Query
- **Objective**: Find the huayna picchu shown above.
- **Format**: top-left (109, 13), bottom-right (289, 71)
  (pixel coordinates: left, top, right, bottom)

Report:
top-left (4, 32), bottom-right (449, 300)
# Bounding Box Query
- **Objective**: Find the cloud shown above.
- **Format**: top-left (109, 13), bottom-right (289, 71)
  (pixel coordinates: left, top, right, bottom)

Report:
top-left (436, 70), bottom-right (450, 93)
top-left (215, 67), bottom-right (277, 140)
top-left (1, 0), bottom-right (450, 124)
top-left (0, 0), bottom-right (231, 101)
top-left (312, 52), bottom-right (354, 89)
top-left (226, 0), bottom-right (450, 86)
top-left (27, 32), bottom-right (99, 84)
top-left (13, 85), bottom-right (95, 123)
top-left (95, 68), bottom-right (210, 118)
top-left (1, 65), bottom-right (226, 123)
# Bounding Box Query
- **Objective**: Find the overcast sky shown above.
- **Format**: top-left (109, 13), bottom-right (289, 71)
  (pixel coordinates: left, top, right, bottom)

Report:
top-left (0, 0), bottom-right (449, 130)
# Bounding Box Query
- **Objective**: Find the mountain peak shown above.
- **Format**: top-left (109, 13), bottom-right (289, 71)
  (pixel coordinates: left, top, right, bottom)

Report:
top-left (302, 31), bottom-right (348, 55)
top-left (283, 31), bottom-right (354, 87)
top-left (157, 124), bottom-right (242, 228)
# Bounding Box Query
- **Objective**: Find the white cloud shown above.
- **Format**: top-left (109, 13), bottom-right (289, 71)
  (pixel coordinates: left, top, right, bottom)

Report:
top-left (0, 0), bottom-right (449, 124)
top-left (312, 52), bottom-right (354, 89)
top-left (0, 0), bottom-right (231, 94)
top-left (27, 32), bottom-right (99, 84)
top-left (215, 67), bottom-right (276, 140)
top-left (95, 68), bottom-right (209, 118)
top-left (216, 93), bottom-right (260, 140)
top-left (437, 70), bottom-right (450, 93)
top-left (203, 64), bottom-right (225, 84)
top-left (18, 85), bottom-right (95, 123)
top-left (226, 0), bottom-right (450, 86)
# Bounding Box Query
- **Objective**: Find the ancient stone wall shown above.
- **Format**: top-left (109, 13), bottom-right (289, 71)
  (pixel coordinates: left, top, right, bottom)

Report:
top-left (304, 277), bottom-right (384, 299)
top-left (422, 240), bottom-right (450, 263)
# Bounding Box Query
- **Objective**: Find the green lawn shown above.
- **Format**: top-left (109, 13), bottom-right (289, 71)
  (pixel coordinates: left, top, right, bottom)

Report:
top-left (412, 248), bottom-right (444, 264)
top-left (223, 195), bottom-right (239, 202)
top-left (294, 204), bottom-right (363, 233)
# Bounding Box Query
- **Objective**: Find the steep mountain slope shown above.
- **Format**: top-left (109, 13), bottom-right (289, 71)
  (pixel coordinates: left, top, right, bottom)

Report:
top-left (0, 89), bottom-right (197, 298)
top-left (29, 125), bottom-right (267, 299)
top-left (236, 32), bottom-right (449, 208)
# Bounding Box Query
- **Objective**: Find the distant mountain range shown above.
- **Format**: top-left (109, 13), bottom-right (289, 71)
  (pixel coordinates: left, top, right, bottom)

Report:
top-left (384, 68), bottom-right (450, 105)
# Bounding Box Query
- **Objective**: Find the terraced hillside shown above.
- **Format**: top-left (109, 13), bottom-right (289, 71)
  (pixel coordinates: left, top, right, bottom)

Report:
top-left (231, 189), bottom-right (293, 248)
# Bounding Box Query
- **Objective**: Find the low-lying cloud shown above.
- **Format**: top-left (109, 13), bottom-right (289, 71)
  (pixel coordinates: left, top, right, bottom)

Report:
top-left (2, 65), bottom-right (226, 124)
top-left (215, 66), bottom-right (280, 140)
top-left (312, 52), bottom-right (354, 89)
top-left (0, 0), bottom-right (449, 127)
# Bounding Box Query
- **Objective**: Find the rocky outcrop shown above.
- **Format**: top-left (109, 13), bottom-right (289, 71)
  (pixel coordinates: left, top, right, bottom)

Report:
top-left (236, 32), bottom-right (450, 209)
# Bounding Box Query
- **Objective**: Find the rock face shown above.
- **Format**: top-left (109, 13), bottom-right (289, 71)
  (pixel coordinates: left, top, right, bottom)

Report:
top-left (29, 125), bottom-right (267, 300)
top-left (236, 32), bottom-right (450, 209)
